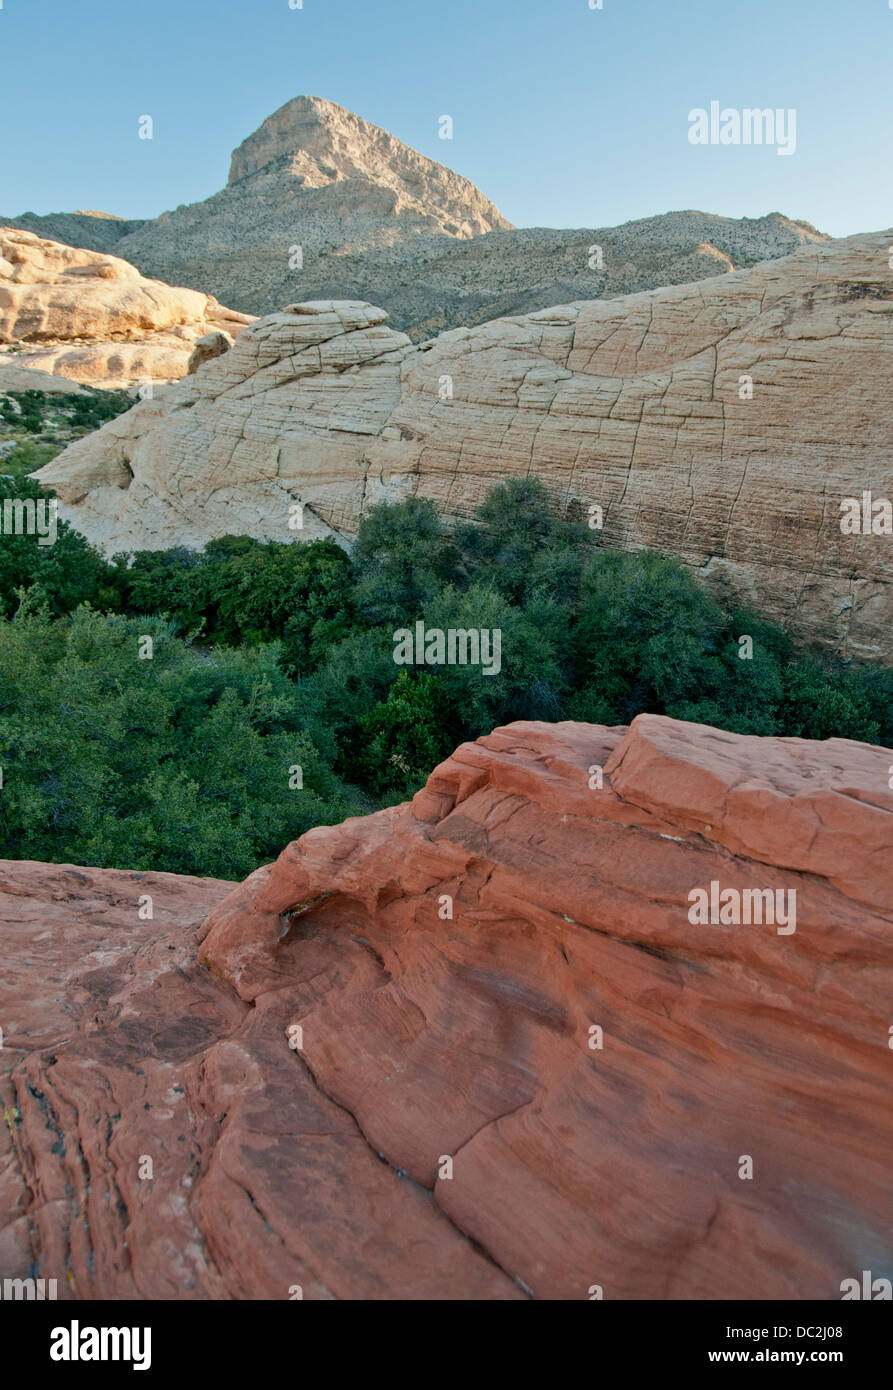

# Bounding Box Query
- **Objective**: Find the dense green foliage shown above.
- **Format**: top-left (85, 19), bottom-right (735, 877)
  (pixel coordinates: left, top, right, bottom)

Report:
top-left (0, 477), bottom-right (119, 617)
top-left (0, 437), bottom-right (62, 480)
top-left (0, 472), bottom-right (889, 878)
top-left (0, 386), bottom-right (132, 436)
top-left (0, 599), bottom-right (355, 878)
top-left (113, 534), bottom-right (357, 675)
top-left (0, 384), bottom-right (134, 479)
top-left (1, 389), bottom-right (47, 434)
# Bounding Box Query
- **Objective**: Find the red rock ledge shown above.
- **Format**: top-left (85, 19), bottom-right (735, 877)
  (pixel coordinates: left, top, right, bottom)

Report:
top-left (2, 715), bottom-right (891, 1299)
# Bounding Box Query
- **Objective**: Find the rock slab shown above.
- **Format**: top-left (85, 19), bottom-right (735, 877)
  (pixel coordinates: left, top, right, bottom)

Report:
top-left (0, 227), bottom-right (254, 389)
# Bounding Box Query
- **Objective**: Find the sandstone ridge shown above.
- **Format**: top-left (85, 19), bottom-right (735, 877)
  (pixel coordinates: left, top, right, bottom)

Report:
top-left (1, 715), bottom-right (890, 1299)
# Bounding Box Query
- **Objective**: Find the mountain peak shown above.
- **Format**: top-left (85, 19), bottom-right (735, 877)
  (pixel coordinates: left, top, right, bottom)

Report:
top-left (225, 95), bottom-right (511, 238)
top-left (226, 95), bottom-right (357, 184)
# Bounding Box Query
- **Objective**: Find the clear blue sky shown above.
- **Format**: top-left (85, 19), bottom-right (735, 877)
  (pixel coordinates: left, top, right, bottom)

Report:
top-left (1, 0), bottom-right (889, 237)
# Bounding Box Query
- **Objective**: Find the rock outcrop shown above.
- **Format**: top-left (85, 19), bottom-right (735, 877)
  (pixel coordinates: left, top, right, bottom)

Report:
top-left (2, 715), bottom-right (891, 1299)
top-left (38, 231), bottom-right (893, 659)
top-left (187, 331), bottom-right (234, 374)
top-left (0, 362), bottom-right (89, 396)
top-left (0, 227), bottom-right (254, 389)
top-left (4, 99), bottom-right (826, 337)
top-left (37, 299), bottom-right (411, 549)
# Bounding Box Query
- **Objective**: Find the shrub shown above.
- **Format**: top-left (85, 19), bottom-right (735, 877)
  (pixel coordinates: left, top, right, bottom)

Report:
top-left (0, 476), bottom-right (118, 617)
top-left (351, 496), bottom-right (462, 624)
top-left (0, 438), bottom-right (62, 480)
top-left (0, 604), bottom-right (360, 878)
top-left (358, 671), bottom-right (454, 797)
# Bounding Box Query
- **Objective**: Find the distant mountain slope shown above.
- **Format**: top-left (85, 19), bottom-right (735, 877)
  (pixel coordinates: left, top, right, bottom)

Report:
top-left (0, 209), bottom-right (145, 253)
top-left (301, 211), bottom-right (828, 340)
top-left (4, 98), bottom-right (827, 338)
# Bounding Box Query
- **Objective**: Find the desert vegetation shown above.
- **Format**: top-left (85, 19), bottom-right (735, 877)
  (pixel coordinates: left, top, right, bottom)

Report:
top-left (0, 385), bottom-right (133, 479)
top-left (0, 475), bottom-right (889, 878)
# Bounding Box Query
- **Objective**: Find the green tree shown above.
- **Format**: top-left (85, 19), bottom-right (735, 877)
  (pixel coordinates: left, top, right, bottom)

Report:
top-left (114, 535), bottom-right (358, 671)
top-left (668, 614), bottom-right (787, 735)
top-left (570, 550), bottom-right (726, 722)
top-left (358, 671), bottom-right (455, 797)
top-left (455, 476), bottom-right (590, 603)
top-left (351, 496), bottom-right (461, 624)
top-left (0, 604), bottom-right (359, 878)
top-left (779, 658), bottom-right (880, 743)
top-left (424, 583), bottom-right (568, 733)
top-left (0, 476), bottom-right (118, 617)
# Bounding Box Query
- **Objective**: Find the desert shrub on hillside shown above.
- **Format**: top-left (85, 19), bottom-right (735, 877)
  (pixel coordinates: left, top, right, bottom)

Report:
top-left (0, 476), bottom-right (117, 616)
top-left (1, 437), bottom-right (62, 479)
top-left (0, 476), bottom-right (890, 878)
top-left (0, 603), bottom-right (359, 878)
top-left (0, 389), bottom-right (45, 433)
top-left (0, 386), bottom-right (132, 438)
top-left (66, 388), bottom-right (132, 431)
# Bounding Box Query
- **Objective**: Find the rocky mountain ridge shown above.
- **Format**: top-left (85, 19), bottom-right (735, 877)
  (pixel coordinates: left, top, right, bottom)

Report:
top-left (3, 96), bottom-right (827, 338)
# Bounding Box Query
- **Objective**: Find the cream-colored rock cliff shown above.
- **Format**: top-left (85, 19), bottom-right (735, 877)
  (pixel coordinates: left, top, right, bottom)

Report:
top-left (36, 232), bottom-right (893, 659)
top-left (0, 227), bottom-right (254, 388)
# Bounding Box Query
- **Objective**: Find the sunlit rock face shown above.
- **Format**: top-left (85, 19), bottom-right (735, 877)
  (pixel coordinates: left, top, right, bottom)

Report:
top-left (0, 225), bottom-right (253, 389)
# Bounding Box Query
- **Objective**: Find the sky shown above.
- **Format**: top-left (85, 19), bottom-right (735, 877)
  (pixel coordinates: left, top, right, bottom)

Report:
top-left (0, 0), bottom-right (890, 238)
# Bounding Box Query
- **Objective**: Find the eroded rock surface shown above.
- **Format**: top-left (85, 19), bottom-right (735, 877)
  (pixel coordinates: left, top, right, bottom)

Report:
top-left (0, 227), bottom-right (254, 389)
top-left (38, 232), bottom-right (893, 658)
top-left (2, 715), bottom-right (891, 1299)
top-left (36, 299), bottom-right (414, 549)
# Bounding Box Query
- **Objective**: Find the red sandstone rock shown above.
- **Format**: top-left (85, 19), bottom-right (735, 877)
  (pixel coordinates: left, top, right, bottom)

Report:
top-left (2, 716), bottom-right (891, 1299)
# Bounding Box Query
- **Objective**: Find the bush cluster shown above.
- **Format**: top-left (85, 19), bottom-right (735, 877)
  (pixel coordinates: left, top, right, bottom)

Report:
top-left (0, 474), bottom-right (889, 877)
